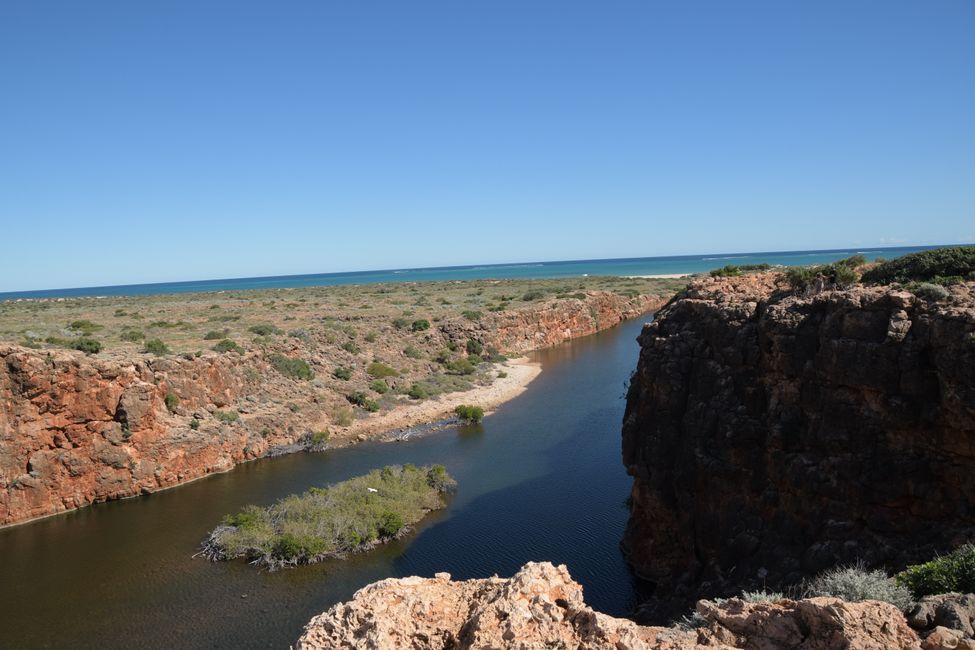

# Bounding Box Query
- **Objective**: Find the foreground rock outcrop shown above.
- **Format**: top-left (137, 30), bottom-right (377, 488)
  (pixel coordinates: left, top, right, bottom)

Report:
top-left (1, 291), bottom-right (665, 527)
top-left (296, 561), bottom-right (921, 649)
top-left (622, 273), bottom-right (975, 607)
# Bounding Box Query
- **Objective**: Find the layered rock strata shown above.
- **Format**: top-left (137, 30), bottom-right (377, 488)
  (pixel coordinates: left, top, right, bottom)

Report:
top-left (622, 273), bottom-right (975, 604)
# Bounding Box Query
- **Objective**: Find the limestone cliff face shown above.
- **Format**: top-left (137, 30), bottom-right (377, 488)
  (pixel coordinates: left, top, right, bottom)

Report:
top-left (622, 273), bottom-right (975, 602)
top-left (1, 292), bottom-right (660, 527)
top-left (295, 561), bottom-right (920, 649)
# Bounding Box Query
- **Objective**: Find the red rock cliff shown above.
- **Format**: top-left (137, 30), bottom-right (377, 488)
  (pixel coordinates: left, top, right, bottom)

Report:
top-left (622, 273), bottom-right (975, 605)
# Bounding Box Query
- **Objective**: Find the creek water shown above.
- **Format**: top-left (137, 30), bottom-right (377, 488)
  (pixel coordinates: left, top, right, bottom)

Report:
top-left (0, 317), bottom-right (652, 649)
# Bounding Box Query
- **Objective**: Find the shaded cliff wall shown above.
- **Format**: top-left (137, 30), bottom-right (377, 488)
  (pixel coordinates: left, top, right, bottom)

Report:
top-left (622, 274), bottom-right (975, 601)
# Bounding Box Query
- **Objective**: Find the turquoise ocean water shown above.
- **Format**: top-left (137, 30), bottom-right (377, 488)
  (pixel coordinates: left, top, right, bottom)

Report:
top-left (0, 245), bottom-right (947, 300)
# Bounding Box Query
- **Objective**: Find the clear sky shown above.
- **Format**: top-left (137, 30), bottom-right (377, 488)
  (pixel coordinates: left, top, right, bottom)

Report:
top-left (1, 1), bottom-right (973, 291)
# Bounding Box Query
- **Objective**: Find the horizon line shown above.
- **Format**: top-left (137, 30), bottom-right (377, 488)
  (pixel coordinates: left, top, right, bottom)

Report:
top-left (1, 242), bottom-right (968, 299)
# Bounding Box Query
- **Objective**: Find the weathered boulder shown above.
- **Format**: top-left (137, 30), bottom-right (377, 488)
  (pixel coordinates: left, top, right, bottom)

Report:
top-left (621, 273), bottom-right (975, 606)
top-left (909, 594), bottom-right (975, 646)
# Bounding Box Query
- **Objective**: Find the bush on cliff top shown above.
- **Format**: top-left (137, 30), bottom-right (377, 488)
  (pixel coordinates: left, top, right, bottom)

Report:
top-left (806, 562), bottom-right (913, 610)
top-left (785, 255), bottom-right (863, 291)
top-left (203, 464), bottom-right (455, 568)
top-left (860, 246), bottom-right (975, 285)
top-left (895, 544), bottom-right (975, 599)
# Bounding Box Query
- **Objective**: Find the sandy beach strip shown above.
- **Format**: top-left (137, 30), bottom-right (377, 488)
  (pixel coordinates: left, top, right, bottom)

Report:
top-left (332, 357), bottom-right (542, 444)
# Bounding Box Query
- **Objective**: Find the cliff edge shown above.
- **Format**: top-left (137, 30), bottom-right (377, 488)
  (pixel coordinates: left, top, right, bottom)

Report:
top-left (622, 272), bottom-right (975, 605)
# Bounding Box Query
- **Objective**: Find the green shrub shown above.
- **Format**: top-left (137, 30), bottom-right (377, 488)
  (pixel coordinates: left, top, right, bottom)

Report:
top-left (741, 589), bottom-right (784, 603)
top-left (248, 323), bottom-right (280, 336)
top-left (522, 290), bottom-right (545, 301)
top-left (461, 310), bottom-right (482, 321)
top-left (407, 383), bottom-right (429, 400)
top-left (370, 379), bottom-right (390, 394)
top-left (189, 419), bottom-right (200, 430)
top-left (120, 330), bottom-right (144, 342)
top-left (807, 563), bottom-right (912, 609)
top-left (270, 354), bottom-right (313, 380)
top-left (68, 320), bottom-right (103, 335)
top-left (378, 511), bottom-right (404, 537)
top-left (333, 366), bottom-right (353, 381)
top-left (213, 339), bottom-right (244, 354)
top-left (909, 282), bottom-right (951, 301)
top-left (411, 319), bottom-right (430, 332)
top-left (341, 341), bottom-right (361, 354)
top-left (861, 246), bottom-right (975, 285)
top-left (896, 544), bottom-right (975, 599)
top-left (392, 317), bottom-right (410, 330)
top-left (346, 391), bottom-right (368, 406)
top-left (363, 398), bottom-right (380, 412)
top-left (710, 265), bottom-right (742, 278)
top-left (203, 330), bottom-right (226, 340)
top-left (366, 362), bottom-right (398, 378)
top-left (143, 338), bottom-right (171, 356)
top-left (214, 410), bottom-right (239, 424)
top-left (466, 339), bottom-right (483, 356)
top-left (445, 358), bottom-right (476, 375)
top-left (364, 331), bottom-right (377, 343)
top-left (454, 404), bottom-right (484, 424)
top-left (310, 430), bottom-right (330, 446)
top-left (72, 338), bottom-right (102, 354)
top-left (164, 392), bottom-right (179, 413)
top-left (403, 345), bottom-right (423, 359)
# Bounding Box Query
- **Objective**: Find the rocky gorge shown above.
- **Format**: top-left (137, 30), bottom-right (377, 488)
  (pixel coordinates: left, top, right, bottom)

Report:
top-left (0, 289), bottom-right (668, 527)
top-left (621, 271), bottom-right (975, 606)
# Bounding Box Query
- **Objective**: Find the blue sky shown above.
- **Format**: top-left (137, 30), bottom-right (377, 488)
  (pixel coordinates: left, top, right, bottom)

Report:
top-left (1, 1), bottom-right (973, 291)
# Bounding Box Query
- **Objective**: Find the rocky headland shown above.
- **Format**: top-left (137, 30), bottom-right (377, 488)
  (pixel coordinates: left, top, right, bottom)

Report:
top-left (0, 282), bottom-right (673, 527)
top-left (621, 271), bottom-right (975, 606)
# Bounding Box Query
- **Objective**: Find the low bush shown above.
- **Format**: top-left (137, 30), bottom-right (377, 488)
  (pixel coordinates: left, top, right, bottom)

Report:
top-left (741, 589), bottom-right (784, 603)
top-left (806, 563), bottom-right (912, 610)
top-left (270, 354), bottom-right (314, 380)
top-left (908, 282), bottom-right (951, 301)
top-left (120, 330), bottom-right (144, 342)
top-left (403, 345), bottom-right (423, 359)
top-left (68, 320), bottom-right (103, 335)
top-left (164, 392), bottom-right (179, 413)
top-left (346, 391), bottom-right (368, 406)
top-left (861, 246), bottom-right (975, 285)
top-left (203, 330), bottom-right (226, 340)
top-left (411, 319), bottom-right (430, 332)
top-left (896, 544), bottom-right (975, 599)
top-left (392, 317), bottom-right (410, 330)
top-left (710, 265), bottom-right (742, 278)
top-left (466, 339), bottom-right (483, 356)
top-left (143, 338), bottom-right (170, 356)
top-left (445, 358), bottom-right (476, 375)
top-left (407, 383), bottom-right (429, 400)
top-left (333, 366), bottom-right (353, 381)
top-left (310, 430), bottom-right (330, 446)
top-left (366, 362), bottom-right (398, 378)
top-left (213, 339), bottom-right (243, 354)
top-left (213, 410), bottom-right (240, 424)
top-left (341, 341), bottom-right (361, 354)
top-left (329, 405), bottom-right (354, 426)
top-left (522, 290), bottom-right (545, 301)
top-left (454, 404), bottom-right (484, 424)
top-left (369, 379), bottom-right (390, 394)
top-left (461, 310), bottom-right (482, 321)
top-left (72, 338), bottom-right (102, 354)
top-left (248, 323), bottom-right (280, 336)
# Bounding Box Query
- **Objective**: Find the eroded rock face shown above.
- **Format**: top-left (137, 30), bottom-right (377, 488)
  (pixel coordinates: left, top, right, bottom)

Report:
top-left (622, 273), bottom-right (975, 606)
top-left (1, 292), bottom-right (663, 527)
top-left (296, 561), bottom-right (921, 649)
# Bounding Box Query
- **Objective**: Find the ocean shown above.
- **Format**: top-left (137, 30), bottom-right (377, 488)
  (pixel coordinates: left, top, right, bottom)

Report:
top-left (0, 245), bottom-right (946, 300)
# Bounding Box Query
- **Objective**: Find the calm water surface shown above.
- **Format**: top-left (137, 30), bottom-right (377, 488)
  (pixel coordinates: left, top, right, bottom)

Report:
top-left (0, 318), bottom-right (653, 648)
